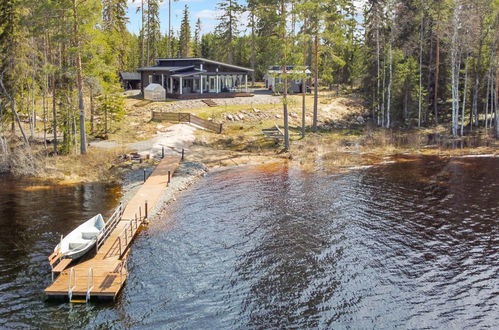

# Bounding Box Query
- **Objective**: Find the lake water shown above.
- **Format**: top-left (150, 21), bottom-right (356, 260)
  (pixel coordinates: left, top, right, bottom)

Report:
top-left (0, 156), bottom-right (498, 329)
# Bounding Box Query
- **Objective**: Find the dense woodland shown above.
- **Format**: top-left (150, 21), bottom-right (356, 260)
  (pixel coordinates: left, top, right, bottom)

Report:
top-left (0, 0), bottom-right (498, 157)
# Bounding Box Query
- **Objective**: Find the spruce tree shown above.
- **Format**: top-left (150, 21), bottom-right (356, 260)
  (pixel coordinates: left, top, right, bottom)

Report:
top-left (179, 5), bottom-right (191, 57)
top-left (146, 0), bottom-right (162, 64)
top-left (215, 0), bottom-right (241, 64)
top-left (193, 19), bottom-right (202, 57)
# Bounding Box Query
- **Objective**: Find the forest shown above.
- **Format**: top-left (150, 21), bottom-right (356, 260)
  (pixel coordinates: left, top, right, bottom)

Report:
top-left (0, 0), bottom-right (498, 160)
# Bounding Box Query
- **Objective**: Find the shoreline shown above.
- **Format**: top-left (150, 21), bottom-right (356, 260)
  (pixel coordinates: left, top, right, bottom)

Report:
top-left (119, 160), bottom-right (208, 221)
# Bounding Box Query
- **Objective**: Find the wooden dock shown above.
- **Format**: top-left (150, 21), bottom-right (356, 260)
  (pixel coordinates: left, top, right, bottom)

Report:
top-left (44, 155), bottom-right (181, 302)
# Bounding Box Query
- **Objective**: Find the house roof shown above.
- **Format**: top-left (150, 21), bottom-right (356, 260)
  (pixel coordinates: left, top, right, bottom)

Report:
top-left (266, 66), bottom-right (311, 75)
top-left (119, 72), bottom-right (141, 80)
top-left (154, 58), bottom-right (254, 72)
top-left (137, 65), bottom-right (195, 72)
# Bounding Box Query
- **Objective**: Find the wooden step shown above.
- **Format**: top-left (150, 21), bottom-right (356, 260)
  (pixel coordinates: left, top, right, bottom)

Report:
top-left (49, 252), bottom-right (63, 266)
top-left (202, 99), bottom-right (218, 107)
top-left (48, 250), bottom-right (60, 262)
top-left (70, 299), bottom-right (87, 304)
top-left (52, 258), bottom-right (72, 273)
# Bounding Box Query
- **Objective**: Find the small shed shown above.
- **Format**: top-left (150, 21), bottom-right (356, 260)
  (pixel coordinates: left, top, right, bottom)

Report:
top-left (264, 66), bottom-right (311, 93)
top-left (119, 72), bottom-right (141, 90)
top-left (144, 83), bottom-right (166, 101)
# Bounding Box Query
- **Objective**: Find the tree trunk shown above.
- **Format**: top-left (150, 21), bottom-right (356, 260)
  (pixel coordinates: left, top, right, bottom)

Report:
top-left (73, 0), bottom-right (87, 154)
top-left (418, 7), bottom-right (424, 128)
top-left (381, 55), bottom-right (386, 127)
top-left (387, 38), bottom-right (393, 128)
top-left (281, 1), bottom-right (289, 150)
top-left (52, 75), bottom-right (58, 153)
top-left (495, 68), bottom-right (499, 138)
top-left (283, 69), bottom-right (289, 150)
top-left (146, 0), bottom-right (151, 65)
top-left (434, 35), bottom-right (440, 125)
top-left (376, 25), bottom-right (381, 125)
top-left (42, 76), bottom-right (47, 149)
top-left (426, 28), bottom-right (434, 125)
top-left (90, 91), bottom-right (95, 135)
top-left (302, 78), bottom-right (306, 138)
top-left (312, 34), bottom-right (319, 131)
top-left (228, 0), bottom-right (233, 64)
top-left (403, 79), bottom-right (409, 126)
top-left (11, 99), bottom-right (29, 146)
top-left (450, 1), bottom-right (461, 136)
top-left (141, 0), bottom-right (145, 66)
top-left (167, 0), bottom-right (171, 58)
top-left (485, 70), bottom-right (490, 130)
top-left (250, 10), bottom-right (256, 85)
top-left (27, 80), bottom-right (34, 139)
top-left (471, 21), bottom-right (485, 129)
top-left (104, 96), bottom-right (108, 134)
top-left (31, 51), bottom-right (36, 131)
top-left (461, 56), bottom-right (469, 136)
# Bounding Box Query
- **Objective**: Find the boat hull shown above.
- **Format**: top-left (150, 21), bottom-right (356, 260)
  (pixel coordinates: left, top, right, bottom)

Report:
top-left (54, 214), bottom-right (106, 260)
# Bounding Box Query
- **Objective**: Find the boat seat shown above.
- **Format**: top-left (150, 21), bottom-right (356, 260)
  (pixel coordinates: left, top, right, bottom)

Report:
top-left (69, 238), bottom-right (89, 250)
top-left (81, 229), bottom-right (100, 239)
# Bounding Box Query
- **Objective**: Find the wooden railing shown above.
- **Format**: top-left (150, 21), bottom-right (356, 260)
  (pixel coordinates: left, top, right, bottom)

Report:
top-left (262, 124), bottom-right (284, 140)
top-left (152, 111), bottom-right (223, 134)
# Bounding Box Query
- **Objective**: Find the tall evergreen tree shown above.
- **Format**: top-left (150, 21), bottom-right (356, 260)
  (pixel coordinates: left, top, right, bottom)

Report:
top-left (179, 5), bottom-right (191, 57)
top-left (193, 18), bottom-right (202, 57)
top-left (215, 0), bottom-right (241, 64)
top-left (102, 0), bottom-right (129, 70)
top-left (146, 0), bottom-right (162, 64)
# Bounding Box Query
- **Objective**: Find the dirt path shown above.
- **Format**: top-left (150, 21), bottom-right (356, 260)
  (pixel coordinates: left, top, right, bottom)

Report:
top-left (90, 123), bottom-right (196, 158)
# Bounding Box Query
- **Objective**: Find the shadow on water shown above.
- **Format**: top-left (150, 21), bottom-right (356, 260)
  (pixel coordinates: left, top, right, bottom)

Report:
top-left (0, 155), bottom-right (498, 328)
top-left (0, 175), bottom-right (121, 328)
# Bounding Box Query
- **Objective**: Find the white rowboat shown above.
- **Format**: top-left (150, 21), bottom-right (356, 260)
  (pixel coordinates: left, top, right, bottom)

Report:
top-left (54, 214), bottom-right (106, 260)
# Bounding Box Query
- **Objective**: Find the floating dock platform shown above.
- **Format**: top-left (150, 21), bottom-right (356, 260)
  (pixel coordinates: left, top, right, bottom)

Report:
top-left (44, 155), bottom-right (181, 302)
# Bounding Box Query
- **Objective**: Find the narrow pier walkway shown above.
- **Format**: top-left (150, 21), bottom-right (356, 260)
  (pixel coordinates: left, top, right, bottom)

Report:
top-left (44, 155), bottom-right (181, 301)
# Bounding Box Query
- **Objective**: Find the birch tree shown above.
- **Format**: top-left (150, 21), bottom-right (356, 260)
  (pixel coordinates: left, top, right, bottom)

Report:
top-left (450, 0), bottom-right (462, 136)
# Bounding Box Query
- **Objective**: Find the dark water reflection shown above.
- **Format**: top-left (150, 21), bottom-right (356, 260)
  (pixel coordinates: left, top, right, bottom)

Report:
top-left (0, 156), bottom-right (498, 329)
top-left (0, 177), bottom-right (121, 328)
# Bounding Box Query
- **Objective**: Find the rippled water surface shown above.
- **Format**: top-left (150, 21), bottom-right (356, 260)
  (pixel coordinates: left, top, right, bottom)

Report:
top-left (0, 156), bottom-right (498, 329)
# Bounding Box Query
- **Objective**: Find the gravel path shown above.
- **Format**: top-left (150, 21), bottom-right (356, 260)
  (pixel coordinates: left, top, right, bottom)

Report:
top-left (90, 123), bottom-right (197, 159)
top-left (147, 93), bottom-right (281, 112)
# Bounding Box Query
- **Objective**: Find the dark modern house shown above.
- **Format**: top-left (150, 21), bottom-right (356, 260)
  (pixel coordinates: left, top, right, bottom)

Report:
top-left (137, 58), bottom-right (254, 99)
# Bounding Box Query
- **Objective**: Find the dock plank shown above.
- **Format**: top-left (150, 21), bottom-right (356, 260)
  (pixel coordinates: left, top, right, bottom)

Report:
top-left (51, 258), bottom-right (72, 273)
